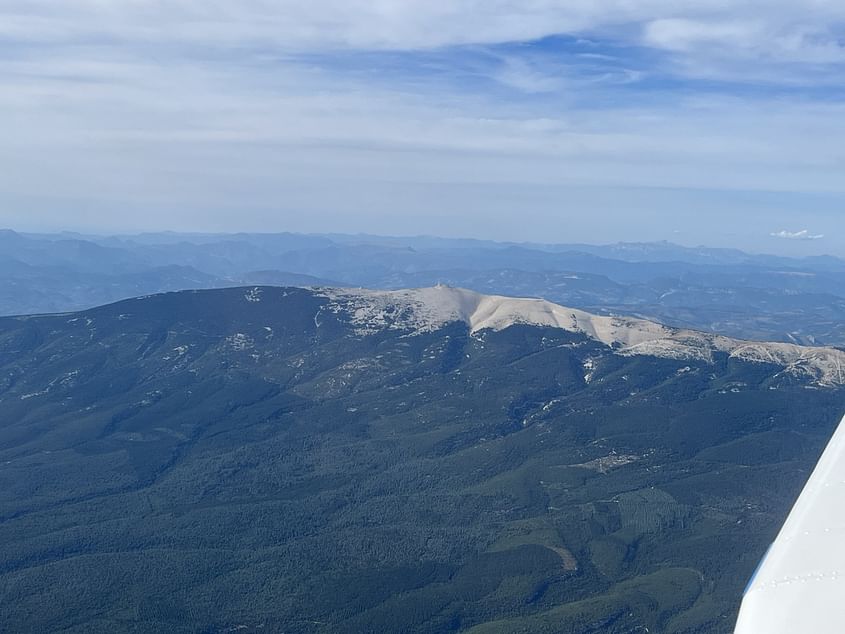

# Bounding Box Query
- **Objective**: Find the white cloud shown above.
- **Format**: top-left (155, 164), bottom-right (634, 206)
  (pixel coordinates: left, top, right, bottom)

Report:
top-left (491, 56), bottom-right (566, 93)
top-left (771, 229), bottom-right (826, 240)
top-left (2, 1), bottom-right (845, 58)
top-left (0, 1), bottom-right (844, 251)
top-left (1, 3), bottom-right (844, 94)
top-left (643, 19), bottom-right (766, 53)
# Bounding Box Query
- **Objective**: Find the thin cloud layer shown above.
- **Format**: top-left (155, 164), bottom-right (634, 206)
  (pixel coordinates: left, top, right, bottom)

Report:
top-left (4, 1), bottom-right (845, 58)
top-left (0, 1), bottom-right (843, 251)
top-left (771, 230), bottom-right (826, 241)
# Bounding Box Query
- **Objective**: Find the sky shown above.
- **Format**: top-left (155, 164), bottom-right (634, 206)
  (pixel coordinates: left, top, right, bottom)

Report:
top-left (1, 1), bottom-right (845, 255)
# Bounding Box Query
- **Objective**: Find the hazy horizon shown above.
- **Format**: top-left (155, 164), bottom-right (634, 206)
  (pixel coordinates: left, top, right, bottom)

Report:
top-left (2, 220), bottom-right (843, 260)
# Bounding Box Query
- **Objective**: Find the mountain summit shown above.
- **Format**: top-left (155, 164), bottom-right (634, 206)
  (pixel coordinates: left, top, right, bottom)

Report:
top-left (320, 285), bottom-right (845, 386)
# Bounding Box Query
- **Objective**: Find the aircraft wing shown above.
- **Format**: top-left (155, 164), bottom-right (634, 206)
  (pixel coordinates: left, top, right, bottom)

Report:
top-left (735, 414), bottom-right (845, 633)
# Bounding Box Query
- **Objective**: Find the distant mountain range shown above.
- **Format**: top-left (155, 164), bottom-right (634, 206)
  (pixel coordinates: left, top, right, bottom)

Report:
top-left (2, 285), bottom-right (844, 632)
top-left (2, 229), bottom-right (845, 347)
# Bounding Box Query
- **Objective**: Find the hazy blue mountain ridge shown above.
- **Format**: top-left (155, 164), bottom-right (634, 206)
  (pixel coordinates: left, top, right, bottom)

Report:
top-left (3, 230), bottom-right (845, 346)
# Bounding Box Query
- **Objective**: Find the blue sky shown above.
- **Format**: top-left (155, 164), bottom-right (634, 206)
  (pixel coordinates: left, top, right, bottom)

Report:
top-left (1, 1), bottom-right (845, 254)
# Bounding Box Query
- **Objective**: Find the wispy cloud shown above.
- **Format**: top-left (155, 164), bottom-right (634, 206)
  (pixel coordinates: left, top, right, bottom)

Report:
top-left (0, 2), bottom-right (844, 251)
top-left (771, 229), bottom-right (826, 240)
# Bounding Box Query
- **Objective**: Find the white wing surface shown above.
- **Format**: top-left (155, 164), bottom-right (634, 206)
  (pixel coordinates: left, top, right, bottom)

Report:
top-left (735, 414), bottom-right (845, 633)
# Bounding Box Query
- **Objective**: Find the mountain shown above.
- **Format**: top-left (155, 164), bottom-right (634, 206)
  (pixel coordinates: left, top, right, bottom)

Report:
top-left (240, 270), bottom-right (343, 288)
top-left (0, 262), bottom-right (224, 316)
top-left (2, 286), bottom-right (844, 633)
top-left (324, 286), bottom-right (845, 385)
top-left (3, 230), bottom-right (845, 346)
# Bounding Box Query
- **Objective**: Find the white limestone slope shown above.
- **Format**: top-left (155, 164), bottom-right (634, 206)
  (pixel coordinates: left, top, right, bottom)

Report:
top-left (319, 285), bottom-right (845, 386)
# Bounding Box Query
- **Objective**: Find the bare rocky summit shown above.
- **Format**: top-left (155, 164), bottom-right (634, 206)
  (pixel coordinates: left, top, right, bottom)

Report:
top-left (320, 285), bottom-right (845, 386)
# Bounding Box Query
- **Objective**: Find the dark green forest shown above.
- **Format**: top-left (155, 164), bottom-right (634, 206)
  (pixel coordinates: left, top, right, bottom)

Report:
top-left (0, 287), bottom-right (843, 633)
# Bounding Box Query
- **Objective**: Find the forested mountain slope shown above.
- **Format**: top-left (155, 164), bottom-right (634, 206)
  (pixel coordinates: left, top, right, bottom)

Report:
top-left (1, 286), bottom-right (843, 633)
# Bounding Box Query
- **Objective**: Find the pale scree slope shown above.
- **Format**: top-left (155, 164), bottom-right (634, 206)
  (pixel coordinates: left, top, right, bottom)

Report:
top-left (317, 285), bottom-right (845, 386)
